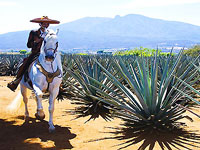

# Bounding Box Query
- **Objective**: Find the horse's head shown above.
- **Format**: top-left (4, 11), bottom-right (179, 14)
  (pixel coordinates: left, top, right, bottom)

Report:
top-left (42, 29), bottom-right (59, 62)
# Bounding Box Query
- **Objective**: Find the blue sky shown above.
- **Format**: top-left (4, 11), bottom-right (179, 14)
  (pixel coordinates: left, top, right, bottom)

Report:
top-left (1, 0), bottom-right (200, 34)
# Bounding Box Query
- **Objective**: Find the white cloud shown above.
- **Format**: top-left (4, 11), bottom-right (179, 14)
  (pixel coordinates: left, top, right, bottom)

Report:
top-left (0, 1), bottom-right (17, 6)
top-left (117, 0), bottom-right (200, 9)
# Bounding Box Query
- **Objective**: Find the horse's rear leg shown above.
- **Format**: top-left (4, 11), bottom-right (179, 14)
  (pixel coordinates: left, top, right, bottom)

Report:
top-left (20, 84), bottom-right (29, 121)
top-left (48, 87), bottom-right (59, 132)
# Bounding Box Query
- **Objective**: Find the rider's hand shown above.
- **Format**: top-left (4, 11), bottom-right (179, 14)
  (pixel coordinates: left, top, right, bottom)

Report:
top-left (40, 29), bottom-right (48, 38)
top-left (40, 32), bottom-right (47, 38)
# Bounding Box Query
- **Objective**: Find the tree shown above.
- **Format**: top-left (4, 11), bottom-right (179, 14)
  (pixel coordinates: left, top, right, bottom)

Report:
top-left (19, 50), bottom-right (27, 54)
top-left (184, 45), bottom-right (200, 57)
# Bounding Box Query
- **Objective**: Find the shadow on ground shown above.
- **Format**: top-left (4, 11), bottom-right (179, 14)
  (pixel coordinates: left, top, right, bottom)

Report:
top-left (89, 125), bottom-right (200, 150)
top-left (0, 116), bottom-right (76, 150)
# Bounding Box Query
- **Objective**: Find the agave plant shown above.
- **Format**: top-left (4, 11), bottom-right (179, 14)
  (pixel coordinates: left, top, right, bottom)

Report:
top-left (174, 55), bottom-right (200, 107)
top-left (91, 51), bottom-right (199, 132)
top-left (56, 54), bottom-right (78, 100)
top-left (65, 55), bottom-right (124, 122)
top-left (84, 51), bottom-right (200, 149)
top-left (0, 54), bottom-right (25, 76)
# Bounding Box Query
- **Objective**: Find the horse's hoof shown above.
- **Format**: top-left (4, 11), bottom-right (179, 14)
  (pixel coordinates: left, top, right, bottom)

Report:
top-left (35, 113), bottom-right (45, 121)
top-left (49, 127), bottom-right (55, 133)
top-left (25, 116), bottom-right (30, 122)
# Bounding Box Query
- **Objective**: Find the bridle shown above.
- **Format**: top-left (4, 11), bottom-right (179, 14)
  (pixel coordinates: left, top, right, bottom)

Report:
top-left (44, 43), bottom-right (58, 53)
top-left (43, 33), bottom-right (58, 61)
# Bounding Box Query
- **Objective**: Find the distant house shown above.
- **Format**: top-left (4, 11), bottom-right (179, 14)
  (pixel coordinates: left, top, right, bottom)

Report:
top-left (97, 50), bottom-right (112, 55)
top-left (97, 50), bottom-right (104, 54)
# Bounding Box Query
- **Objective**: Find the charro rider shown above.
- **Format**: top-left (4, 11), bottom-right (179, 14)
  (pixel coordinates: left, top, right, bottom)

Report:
top-left (7, 16), bottom-right (60, 92)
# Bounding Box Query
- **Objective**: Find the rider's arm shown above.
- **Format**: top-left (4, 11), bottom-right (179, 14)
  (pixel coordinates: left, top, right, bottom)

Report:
top-left (27, 30), bottom-right (43, 49)
top-left (27, 30), bottom-right (35, 48)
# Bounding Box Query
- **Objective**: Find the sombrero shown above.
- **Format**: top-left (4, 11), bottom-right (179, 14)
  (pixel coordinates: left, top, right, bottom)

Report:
top-left (30, 16), bottom-right (60, 24)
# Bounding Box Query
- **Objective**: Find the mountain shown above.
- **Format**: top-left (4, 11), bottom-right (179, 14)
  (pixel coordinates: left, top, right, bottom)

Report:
top-left (1, 14), bottom-right (200, 52)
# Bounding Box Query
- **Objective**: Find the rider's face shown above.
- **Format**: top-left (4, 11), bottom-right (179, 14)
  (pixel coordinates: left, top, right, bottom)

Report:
top-left (40, 22), bottom-right (49, 29)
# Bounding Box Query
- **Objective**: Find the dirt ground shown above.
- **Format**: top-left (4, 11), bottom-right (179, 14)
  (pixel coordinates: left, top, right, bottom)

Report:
top-left (0, 76), bottom-right (200, 150)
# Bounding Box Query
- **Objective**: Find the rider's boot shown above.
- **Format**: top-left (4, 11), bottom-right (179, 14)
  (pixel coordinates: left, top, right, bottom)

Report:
top-left (7, 77), bottom-right (22, 92)
top-left (7, 61), bottom-right (26, 92)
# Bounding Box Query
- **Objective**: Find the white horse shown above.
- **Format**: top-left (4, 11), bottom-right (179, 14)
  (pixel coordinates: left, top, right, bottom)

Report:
top-left (20, 29), bottom-right (62, 132)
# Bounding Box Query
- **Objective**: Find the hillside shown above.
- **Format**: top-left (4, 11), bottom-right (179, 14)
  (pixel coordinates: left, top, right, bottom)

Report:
top-left (0, 14), bottom-right (200, 51)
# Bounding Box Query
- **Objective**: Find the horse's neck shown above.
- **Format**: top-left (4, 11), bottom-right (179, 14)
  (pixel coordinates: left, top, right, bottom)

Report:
top-left (38, 54), bottom-right (61, 73)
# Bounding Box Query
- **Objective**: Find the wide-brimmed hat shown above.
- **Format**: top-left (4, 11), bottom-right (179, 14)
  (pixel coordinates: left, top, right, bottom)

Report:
top-left (30, 16), bottom-right (60, 24)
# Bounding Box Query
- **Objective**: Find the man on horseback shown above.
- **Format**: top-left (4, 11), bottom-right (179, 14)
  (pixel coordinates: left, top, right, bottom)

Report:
top-left (7, 16), bottom-right (60, 92)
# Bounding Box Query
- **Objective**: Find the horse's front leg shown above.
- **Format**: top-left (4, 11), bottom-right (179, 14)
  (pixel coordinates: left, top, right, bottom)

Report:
top-left (33, 84), bottom-right (45, 120)
top-left (48, 86), bottom-right (59, 132)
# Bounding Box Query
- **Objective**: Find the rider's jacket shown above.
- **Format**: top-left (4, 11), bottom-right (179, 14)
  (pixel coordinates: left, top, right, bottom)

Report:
top-left (27, 29), bottom-right (44, 55)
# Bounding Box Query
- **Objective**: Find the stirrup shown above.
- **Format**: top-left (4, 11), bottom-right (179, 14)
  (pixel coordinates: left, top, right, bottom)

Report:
top-left (7, 81), bottom-right (18, 92)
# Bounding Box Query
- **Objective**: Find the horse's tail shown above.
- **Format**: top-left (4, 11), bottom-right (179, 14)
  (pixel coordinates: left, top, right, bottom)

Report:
top-left (6, 91), bottom-right (23, 112)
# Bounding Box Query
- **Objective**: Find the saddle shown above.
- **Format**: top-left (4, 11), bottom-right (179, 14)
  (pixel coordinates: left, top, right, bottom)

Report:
top-left (24, 59), bottom-right (61, 90)
top-left (24, 61), bottom-right (35, 88)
